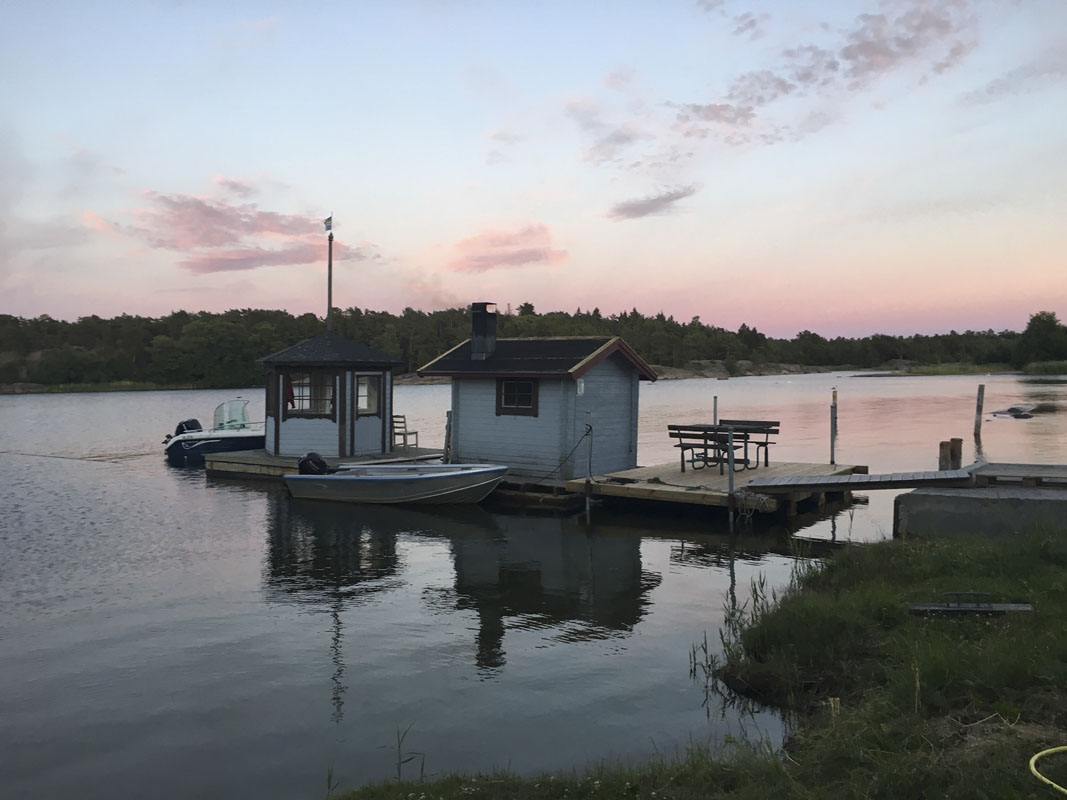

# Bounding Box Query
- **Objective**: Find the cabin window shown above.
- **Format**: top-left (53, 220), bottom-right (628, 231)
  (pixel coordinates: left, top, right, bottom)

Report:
top-left (284, 371), bottom-right (336, 420)
top-left (496, 378), bottom-right (538, 417)
top-left (356, 375), bottom-right (381, 416)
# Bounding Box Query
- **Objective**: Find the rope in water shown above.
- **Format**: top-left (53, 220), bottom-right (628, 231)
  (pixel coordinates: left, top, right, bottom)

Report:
top-left (1030, 746), bottom-right (1067, 795)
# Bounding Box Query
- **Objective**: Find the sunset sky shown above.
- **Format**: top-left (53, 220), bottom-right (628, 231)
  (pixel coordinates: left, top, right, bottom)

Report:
top-left (1, 0), bottom-right (1065, 337)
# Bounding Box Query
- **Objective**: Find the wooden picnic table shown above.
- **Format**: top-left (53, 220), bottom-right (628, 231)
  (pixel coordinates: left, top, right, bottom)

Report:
top-left (667, 420), bottom-right (780, 473)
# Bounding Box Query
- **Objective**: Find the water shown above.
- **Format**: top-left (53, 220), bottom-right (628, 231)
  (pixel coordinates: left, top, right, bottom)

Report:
top-left (1, 373), bottom-right (1063, 798)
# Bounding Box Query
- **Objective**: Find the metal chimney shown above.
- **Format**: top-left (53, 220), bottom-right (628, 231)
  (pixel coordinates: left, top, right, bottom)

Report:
top-left (470, 302), bottom-right (497, 361)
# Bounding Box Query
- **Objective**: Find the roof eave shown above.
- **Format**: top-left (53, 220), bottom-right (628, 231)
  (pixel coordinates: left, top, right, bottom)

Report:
top-left (569, 337), bottom-right (658, 381)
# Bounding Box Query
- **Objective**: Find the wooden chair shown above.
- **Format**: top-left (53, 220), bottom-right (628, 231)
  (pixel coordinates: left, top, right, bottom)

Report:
top-left (392, 415), bottom-right (419, 449)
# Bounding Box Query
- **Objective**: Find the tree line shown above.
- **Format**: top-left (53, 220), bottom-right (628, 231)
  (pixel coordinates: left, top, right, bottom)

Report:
top-left (0, 306), bottom-right (1064, 388)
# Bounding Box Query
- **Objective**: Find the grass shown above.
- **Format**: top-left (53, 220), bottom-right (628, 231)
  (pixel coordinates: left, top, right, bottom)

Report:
top-left (900, 362), bottom-right (1015, 376)
top-left (339, 534), bottom-right (1067, 799)
top-left (1024, 360), bottom-right (1067, 376)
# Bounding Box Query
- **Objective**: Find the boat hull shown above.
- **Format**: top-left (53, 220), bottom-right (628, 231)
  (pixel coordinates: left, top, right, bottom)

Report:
top-left (285, 465), bottom-right (508, 505)
top-left (165, 433), bottom-right (266, 466)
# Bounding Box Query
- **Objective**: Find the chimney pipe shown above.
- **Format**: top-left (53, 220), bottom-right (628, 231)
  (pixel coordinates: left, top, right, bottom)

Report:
top-left (470, 302), bottom-right (497, 361)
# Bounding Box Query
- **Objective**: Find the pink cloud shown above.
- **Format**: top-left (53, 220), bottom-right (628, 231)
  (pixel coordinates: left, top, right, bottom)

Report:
top-left (85, 186), bottom-right (376, 274)
top-left (214, 175), bottom-right (257, 197)
top-left (179, 240), bottom-right (368, 274)
top-left (447, 224), bottom-right (567, 272)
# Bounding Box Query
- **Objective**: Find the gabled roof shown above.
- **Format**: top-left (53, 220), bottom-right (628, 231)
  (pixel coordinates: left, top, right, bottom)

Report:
top-left (418, 336), bottom-right (657, 381)
top-left (260, 331), bottom-right (403, 368)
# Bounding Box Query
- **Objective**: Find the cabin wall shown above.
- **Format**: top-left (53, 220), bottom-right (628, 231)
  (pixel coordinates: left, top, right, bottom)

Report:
top-left (452, 377), bottom-right (567, 476)
top-left (277, 417), bottom-right (340, 457)
top-left (572, 354), bottom-right (639, 475)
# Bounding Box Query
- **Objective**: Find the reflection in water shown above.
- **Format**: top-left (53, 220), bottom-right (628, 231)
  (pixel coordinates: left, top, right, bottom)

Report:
top-left (265, 495), bottom-right (406, 723)
top-left (264, 494), bottom-right (663, 684)
top-left (437, 515), bottom-right (661, 672)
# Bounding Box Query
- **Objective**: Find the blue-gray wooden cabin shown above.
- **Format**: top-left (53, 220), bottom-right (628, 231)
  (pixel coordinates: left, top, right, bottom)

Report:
top-left (418, 303), bottom-right (657, 479)
top-left (260, 332), bottom-right (402, 459)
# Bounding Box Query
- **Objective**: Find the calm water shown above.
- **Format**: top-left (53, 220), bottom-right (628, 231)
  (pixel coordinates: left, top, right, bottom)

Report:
top-left (1, 373), bottom-right (1064, 798)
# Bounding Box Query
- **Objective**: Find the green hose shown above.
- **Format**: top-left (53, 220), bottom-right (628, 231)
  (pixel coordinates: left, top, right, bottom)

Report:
top-left (1031, 746), bottom-right (1067, 795)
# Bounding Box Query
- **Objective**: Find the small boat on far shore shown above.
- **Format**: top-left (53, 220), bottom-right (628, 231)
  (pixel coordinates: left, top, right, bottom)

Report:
top-left (284, 459), bottom-right (508, 505)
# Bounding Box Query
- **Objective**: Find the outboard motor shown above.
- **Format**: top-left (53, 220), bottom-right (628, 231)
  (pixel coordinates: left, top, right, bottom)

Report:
top-left (174, 418), bottom-right (203, 437)
top-left (298, 452), bottom-right (332, 475)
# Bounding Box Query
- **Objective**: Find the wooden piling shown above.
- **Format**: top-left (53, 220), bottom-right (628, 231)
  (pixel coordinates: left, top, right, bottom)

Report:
top-left (443, 410), bottom-right (453, 463)
top-left (949, 438), bottom-right (963, 470)
top-left (974, 384), bottom-right (985, 436)
top-left (713, 395), bottom-right (718, 425)
top-left (938, 441), bottom-right (951, 470)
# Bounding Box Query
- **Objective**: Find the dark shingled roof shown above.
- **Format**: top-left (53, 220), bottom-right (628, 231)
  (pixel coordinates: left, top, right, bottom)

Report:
top-left (418, 336), bottom-right (657, 380)
top-left (260, 331), bottom-right (403, 367)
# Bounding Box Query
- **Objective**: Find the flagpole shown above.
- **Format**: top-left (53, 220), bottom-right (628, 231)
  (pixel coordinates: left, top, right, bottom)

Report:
top-left (325, 214), bottom-right (334, 331)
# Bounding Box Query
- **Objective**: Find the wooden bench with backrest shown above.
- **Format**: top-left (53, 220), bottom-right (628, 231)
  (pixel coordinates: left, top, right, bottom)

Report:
top-left (667, 424), bottom-right (747, 474)
top-left (392, 414), bottom-right (419, 449)
top-left (717, 419), bottom-right (780, 468)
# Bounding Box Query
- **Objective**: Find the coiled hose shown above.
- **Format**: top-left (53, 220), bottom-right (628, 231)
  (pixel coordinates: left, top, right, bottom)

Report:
top-left (1030, 746), bottom-right (1067, 795)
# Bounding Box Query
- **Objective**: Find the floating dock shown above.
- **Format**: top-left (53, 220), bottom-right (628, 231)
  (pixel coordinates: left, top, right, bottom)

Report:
top-left (565, 461), bottom-right (866, 516)
top-left (205, 448), bottom-right (444, 479)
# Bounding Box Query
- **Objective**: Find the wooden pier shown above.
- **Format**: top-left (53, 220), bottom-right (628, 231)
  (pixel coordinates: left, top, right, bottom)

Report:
top-left (565, 461), bottom-right (866, 516)
top-left (747, 469), bottom-right (973, 493)
top-left (205, 447), bottom-right (444, 479)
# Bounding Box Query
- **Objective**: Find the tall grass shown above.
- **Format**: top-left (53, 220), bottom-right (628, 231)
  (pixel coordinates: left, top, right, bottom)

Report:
top-left (1024, 360), bottom-right (1067, 375)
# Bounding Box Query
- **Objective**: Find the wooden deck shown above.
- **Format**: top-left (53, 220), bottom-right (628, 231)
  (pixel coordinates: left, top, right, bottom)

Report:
top-left (565, 461), bottom-right (864, 514)
top-left (971, 462), bottom-right (1067, 488)
top-left (205, 447), bottom-right (444, 479)
top-left (748, 469), bottom-right (973, 493)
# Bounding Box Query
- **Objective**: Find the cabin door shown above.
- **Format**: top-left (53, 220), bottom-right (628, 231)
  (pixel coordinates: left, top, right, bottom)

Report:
top-left (351, 372), bottom-right (385, 455)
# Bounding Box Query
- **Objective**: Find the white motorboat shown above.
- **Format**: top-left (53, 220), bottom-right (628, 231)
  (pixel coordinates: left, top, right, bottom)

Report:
top-left (284, 460), bottom-right (508, 505)
top-left (163, 398), bottom-right (265, 466)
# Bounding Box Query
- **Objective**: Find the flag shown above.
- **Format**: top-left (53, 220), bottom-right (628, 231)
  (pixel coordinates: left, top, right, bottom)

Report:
top-left (323, 215), bottom-right (332, 233)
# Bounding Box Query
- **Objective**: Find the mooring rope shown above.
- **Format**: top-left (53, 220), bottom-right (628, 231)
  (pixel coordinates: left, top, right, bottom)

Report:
top-left (532, 424), bottom-right (593, 483)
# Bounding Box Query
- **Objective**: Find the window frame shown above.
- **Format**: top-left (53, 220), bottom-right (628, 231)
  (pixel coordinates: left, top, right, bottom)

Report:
top-left (495, 378), bottom-right (539, 417)
top-left (265, 370), bottom-right (277, 418)
top-left (282, 369), bottom-right (337, 421)
top-left (355, 374), bottom-right (382, 417)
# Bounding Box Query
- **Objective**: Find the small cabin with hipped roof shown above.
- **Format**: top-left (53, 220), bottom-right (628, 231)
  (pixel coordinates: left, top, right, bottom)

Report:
top-left (418, 303), bottom-right (657, 479)
top-left (260, 331), bottom-right (402, 459)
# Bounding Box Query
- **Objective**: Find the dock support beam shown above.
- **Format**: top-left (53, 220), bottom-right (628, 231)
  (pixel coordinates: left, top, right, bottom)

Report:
top-left (713, 395), bottom-right (718, 425)
top-left (974, 384), bottom-right (986, 462)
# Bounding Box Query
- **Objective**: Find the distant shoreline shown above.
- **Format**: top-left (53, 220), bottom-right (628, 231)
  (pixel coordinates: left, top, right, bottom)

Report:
top-left (0, 361), bottom-right (1039, 395)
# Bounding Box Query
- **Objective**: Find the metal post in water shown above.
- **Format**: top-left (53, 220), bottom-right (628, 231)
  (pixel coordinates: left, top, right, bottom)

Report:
top-left (727, 427), bottom-right (736, 534)
top-left (585, 411), bottom-right (594, 524)
top-left (830, 387), bottom-right (838, 465)
top-left (974, 384), bottom-right (985, 437)
top-left (713, 395), bottom-right (718, 425)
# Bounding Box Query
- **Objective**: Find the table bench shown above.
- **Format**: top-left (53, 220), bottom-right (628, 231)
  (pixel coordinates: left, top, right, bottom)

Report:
top-left (667, 424), bottom-right (747, 474)
top-left (717, 419), bottom-right (779, 468)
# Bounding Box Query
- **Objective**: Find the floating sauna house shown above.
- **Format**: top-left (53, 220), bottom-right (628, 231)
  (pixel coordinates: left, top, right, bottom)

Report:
top-left (260, 331), bottom-right (402, 458)
top-left (419, 303), bottom-right (657, 479)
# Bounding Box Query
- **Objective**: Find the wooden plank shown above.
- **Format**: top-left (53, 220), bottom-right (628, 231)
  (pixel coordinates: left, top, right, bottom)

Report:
top-left (747, 468), bottom-right (972, 493)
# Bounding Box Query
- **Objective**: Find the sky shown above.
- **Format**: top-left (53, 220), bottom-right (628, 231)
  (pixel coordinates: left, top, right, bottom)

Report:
top-left (1, 0), bottom-right (1065, 338)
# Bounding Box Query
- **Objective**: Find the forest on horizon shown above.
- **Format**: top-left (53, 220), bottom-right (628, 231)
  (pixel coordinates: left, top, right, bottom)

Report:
top-left (1, 306), bottom-right (1065, 389)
